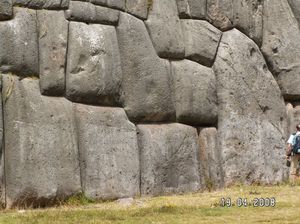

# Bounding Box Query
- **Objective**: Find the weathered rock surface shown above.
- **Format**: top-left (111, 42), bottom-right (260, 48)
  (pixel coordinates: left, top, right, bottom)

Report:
top-left (286, 103), bottom-right (300, 137)
top-left (171, 60), bottom-right (217, 126)
top-left (0, 0), bottom-right (13, 20)
top-left (37, 10), bottom-right (68, 96)
top-left (262, 0), bottom-right (300, 100)
top-left (181, 19), bottom-right (222, 67)
top-left (288, 0), bottom-right (300, 26)
top-left (3, 75), bottom-right (81, 208)
top-left (232, 0), bottom-right (263, 46)
top-left (0, 0), bottom-right (296, 207)
top-left (117, 12), bottom-right (175, 122)
top-left (66, 22), bottom-right (122, 106)
top-left (176, 0), bottom-right (206, 19)
top-left (0, 154), bottom-right (4, 207)
top-left (90, 0), bottom-right (125, 10)
top-left (0, 8), bottom-right (38, 76)
top-left (0, 79), bottom-right (4, 207)
top-left (138, 124), bottom-right (200, 196)
top-left (145, 0), bottom-right (185, 59)
top-left (207, 0), bottom-right (263, 45)
top-left (14, 0), bottom-right (69, 9)
top-left (65, 1), bottom-right (119, 25)
top-left (75, 104), bottom-right (140, 200)
top-left (207, 0), bottom-right (233, 31)
top-left (125, 0), bottom-right (148, 20)
top-left (214, 29), bottom-right (288, 185)
top-left (286, 103), bottom-right (293, 138)
top-left (198, 128), bottom-right (223, 189)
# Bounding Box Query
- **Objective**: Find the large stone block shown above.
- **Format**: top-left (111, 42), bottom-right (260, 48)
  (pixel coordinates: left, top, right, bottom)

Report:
top-left (145, 0), bottom-right (185, 59)
top-left (286, 103), bottom-right (300, 137)
top-left (214, 29), bottom-right (288, 185)
top-left (207, 0), bottom-right (263, 45)
top-left (0, 8), bottom-right (38, 76)
top-left (37, 10), bottom-right (68, 96)
top-left (232, 0), bottom-right (263, 46)
top-left (181, 20), bottom-right (222, 67)
top-left (65, 1), bottom-right (119, 25)
top-left (3, 75), bottom-right (81, 208)
top-left (171, 60), bottom-right (217, 126)
top-left (138, 124), bottom-right (201, 196)
top-left (176, 0), bottom-right (206, 19)
top-left (0, 0), bottom-right (13, 20)
top-left (66, 22), bottom-right (122, 106)
top-left (206, 0), bottom-right (233, 31)
top-left (117, 12), bottom-right (175, 122)
top-left (75, 104), bottom-right (140, 200)
top-left (288, 0), bottom-right (300, 26)
top-left (198, 128), bottom-right (223, 190)
top-left (14, 0), bottom-right (69, 9)
top-left (125, 0), bottom-right (148, 20)
top-left (90, 0), bottom-right (125, 10)
top-left (262, 0), bottom-right (300, 100)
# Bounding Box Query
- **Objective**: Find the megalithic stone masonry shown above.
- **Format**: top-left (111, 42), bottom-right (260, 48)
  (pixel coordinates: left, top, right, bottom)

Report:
top-left (0, 0), bottom-right (297, 207)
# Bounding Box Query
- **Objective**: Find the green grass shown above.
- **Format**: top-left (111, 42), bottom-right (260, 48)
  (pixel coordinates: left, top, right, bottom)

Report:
top-left (1, 184), bottom-right (300, 224)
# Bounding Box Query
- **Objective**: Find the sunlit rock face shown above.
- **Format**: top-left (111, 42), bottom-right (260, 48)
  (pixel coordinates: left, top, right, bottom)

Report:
top-left (214, 29), bottom-right (288, 186)
top-left (0, 0), bottom-right (295, 207)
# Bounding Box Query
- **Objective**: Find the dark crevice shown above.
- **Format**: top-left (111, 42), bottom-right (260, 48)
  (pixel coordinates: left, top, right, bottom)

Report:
top-left (136, 126), bottom-right (142, 197)
top-left (63, 21), bottom-right (70, 99)
top-left (1, 74), bottom-right (6, 208)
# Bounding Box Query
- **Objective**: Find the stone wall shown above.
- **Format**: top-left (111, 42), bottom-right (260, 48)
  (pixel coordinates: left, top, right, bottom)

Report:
top-left (0, 0), bottom-right (296, 207)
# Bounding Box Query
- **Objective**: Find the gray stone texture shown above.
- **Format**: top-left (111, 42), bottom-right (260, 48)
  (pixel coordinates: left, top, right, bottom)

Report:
top-left (117, 12), bottom-right (175, 122)
top-left (171, 60), bottom-right (217, 126)
top-left (198, 128), bottom-right (223, 190)
top-left (207, 0), bottom-right (263, 45)
top-left (176, 0), bottom-right (206, 19)
top-left (181, 19), bottom-right (222, 67)
top-left (0, 0), bottom-right (296, 207)
top-left (232, 0), bottom-right (263, 46)
top-left (13, 0), bottom-right (69, 9)
top-left (0, 154), bottom-right (4, 207)
top-left (0, 79), bottom-right (3, 207)
top-left (65, 1), bottom-right (119, 25)
top-left (66, 22), bottom-right (122, 106)
top-left (286, 103), bottom-right (300, 137)
top-left (286, 103), bottom-right (294, 137)
top-left (0, 0), bottom-right (13, 20)
top-left (90, 0), bottom-right (125, 10)
top-left (262, 0), bottom-right (300, 100)
top-left (75, 104), bottom-right (140, 200)
top-left (138, 124), bottom-right (200, 196)
top-left (0, 8), bottom-right (38, 76)
top-left (3, 75), bottom-right (81, 208)
top-left (207, 0), bottom-right (233, 31)
top-left (125, 0), bottom-right (148, 20)
top-left (37, 10), bottom-right (68, 96)
top-left (145, 0), bottom-right (185, 59)
top-left (214, 29), bottom-right (288, 186)
top-left (288, 0), bottom-right (300, 26)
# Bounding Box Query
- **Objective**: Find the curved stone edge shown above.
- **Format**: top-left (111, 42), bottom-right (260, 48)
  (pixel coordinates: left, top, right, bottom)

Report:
top-left (214, 28), bottom-right (289, 186)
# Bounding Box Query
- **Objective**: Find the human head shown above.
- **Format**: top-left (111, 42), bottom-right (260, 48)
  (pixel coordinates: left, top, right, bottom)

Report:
top-left (297, 124), bottom-right (300, 131)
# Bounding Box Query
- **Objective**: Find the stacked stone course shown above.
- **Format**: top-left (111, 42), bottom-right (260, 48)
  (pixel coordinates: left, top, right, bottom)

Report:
top-left (0, 0), bottom-right (297, 207)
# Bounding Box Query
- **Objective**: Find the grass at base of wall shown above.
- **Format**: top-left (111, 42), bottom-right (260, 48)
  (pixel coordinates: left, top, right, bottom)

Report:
top-left (1, 184), bottom-right (300, 224)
